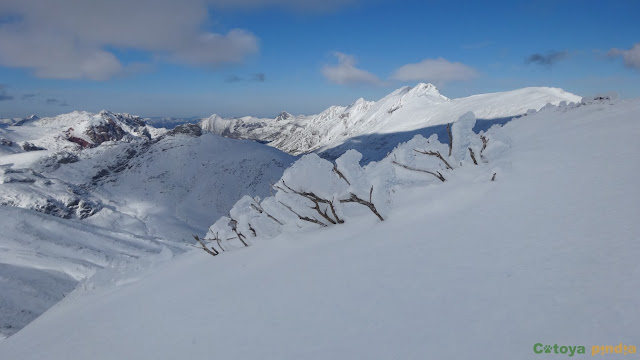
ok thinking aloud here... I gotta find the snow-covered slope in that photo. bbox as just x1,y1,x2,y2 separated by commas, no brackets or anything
0,111,295,238
0,206,178,340
201,84,581,158
0,111,296,337
1,97,636,358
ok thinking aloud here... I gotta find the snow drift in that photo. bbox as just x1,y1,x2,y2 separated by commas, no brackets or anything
1,96,637,359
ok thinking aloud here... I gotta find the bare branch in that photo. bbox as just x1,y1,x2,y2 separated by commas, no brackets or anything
414,149,453,170
214,232,225,252
447,123,453,157
480,135,489,162
248,223,257,237
468,147,478,165
251,202,284,225
278,200,327,227
281,181,344,224
193,235,218,256
332,163,351,185
339,187,384,221
310,202,337,225
229,218,249,247
391,160,446,182
272,183,289,193
491,172,497,181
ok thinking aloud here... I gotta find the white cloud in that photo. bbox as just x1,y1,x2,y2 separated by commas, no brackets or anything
322,52,380,85
210,0,358,11
391,58,478,85
0,0,260,80
608,43,640,70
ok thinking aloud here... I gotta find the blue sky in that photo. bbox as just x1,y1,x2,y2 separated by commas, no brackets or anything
0,0,638,118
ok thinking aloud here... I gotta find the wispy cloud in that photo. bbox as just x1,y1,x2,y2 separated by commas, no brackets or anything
225,75,244,83
224,73,266,83
0,84,13,101
21,93,38,100
608,43,640,70
391,58,478,85
524,50,568,67
44,97,68,106
322,52,380,85
251,73,266,82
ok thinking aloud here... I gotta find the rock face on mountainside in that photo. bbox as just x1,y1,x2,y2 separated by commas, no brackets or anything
199,83,581,157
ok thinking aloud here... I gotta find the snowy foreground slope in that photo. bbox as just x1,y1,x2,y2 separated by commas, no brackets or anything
0,206,179,341
1,99,638,358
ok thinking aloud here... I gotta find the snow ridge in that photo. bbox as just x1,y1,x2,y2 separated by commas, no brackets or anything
200,83,580,156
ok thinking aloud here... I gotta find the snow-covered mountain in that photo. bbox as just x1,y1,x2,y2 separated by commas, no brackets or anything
200,83,581,158
0,110,294,237
0,109,295,338
1,95,636,359
0,84,588,341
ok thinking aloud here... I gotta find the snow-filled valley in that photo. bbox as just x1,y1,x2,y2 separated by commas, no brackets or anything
0,84,638,359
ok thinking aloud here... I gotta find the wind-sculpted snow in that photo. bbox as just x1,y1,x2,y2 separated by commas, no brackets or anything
203,109,503,251
203,98,597,253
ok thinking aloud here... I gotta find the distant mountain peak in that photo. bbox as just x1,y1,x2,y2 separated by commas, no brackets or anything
405,83,449,101
275,111,293,121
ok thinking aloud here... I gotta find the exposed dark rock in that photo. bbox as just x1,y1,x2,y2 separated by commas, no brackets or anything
66,198,101,219
55,152,80,164
84,118,128,144
65,130,94,149
275,111,293,121
34,199,72,219
167,124,202,137
22,142,46,152
92,169,110,183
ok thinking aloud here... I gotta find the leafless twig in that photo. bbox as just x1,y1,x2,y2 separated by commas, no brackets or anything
193,235,218,256
447,123,453,157
414,149,453,170
339,186,384,221
251,202,284,225
230,218,249,247
468,147,478,165
280,181,344,224
332,163,351,185
391,160,446,182
278,200,327,227
480,135,489,162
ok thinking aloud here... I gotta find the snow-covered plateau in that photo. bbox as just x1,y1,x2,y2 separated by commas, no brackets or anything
0,85,638,359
